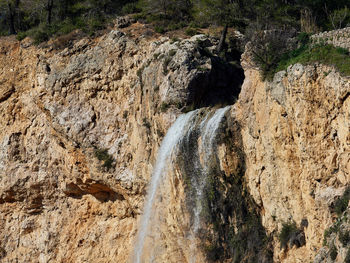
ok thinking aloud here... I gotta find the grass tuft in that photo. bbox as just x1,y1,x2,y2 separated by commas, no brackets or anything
275,44,350,77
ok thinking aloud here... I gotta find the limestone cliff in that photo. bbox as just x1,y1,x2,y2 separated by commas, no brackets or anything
0,21,349,263
237,51,350,262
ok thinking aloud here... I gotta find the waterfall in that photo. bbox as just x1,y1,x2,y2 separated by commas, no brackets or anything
133,106,230,263
133,110,198,263
190,106,230,260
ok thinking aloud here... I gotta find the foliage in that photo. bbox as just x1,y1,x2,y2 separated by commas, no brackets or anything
122,2,141,14
162,55,172,74
327,6,350,30
329,244,338,260
0,0,350,46
0,0,135,42
334,187,350,216
30,25,50,44
250,29,296,80
278,221,298,249
16,31,27,41
94,148,114,170
184,27,197,36
154,25,166,33
160,102,170,112
261,40,350,80
323,217,342,246
297,32,311,46
345,249,350,263
339,230,350,246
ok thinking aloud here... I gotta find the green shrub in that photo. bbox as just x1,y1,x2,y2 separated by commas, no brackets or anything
31,28,50,44
58,19,76,35
16,31,27,41
339,230,350,246
297,32,311,46
94,148,114,170
133,12,147,21
345,249,350,263
74,17,87,30
175,101,183,109
204,243,222,261
334,187,350,216
163,56,172,74
250,30,295,80
122,2,141,14
330,245,338,260
323,228,331,246
185,27,197,36
279,221,298,249
170,37,180,43
196,65,207,71
167,23,179,31
335,47,349,55
155,25,166,34
255,30,350,80
276,44,350,78
323,219,343,246
146,14,165,23
169,49,177,57
160,102,170,112
88,18,104,31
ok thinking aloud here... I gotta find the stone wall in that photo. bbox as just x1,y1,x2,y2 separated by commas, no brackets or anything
311,27,350,51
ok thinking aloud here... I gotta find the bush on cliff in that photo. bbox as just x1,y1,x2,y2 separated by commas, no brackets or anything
94,148,115,170
250,29,297,80
334,187,350,216
254,31,350,80
278,221,303,250
277,44,350,75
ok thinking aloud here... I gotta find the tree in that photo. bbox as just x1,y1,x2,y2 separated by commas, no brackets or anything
0,0,21,34
249,28,297,80
195,0,247,52
46,0,53,25
141,0,191,20
326,6,349,29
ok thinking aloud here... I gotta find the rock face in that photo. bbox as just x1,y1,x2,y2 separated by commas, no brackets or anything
238,52,350,262
0,22,349,263
0,27,242,263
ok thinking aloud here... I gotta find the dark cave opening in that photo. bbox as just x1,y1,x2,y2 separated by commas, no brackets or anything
186,48,245,109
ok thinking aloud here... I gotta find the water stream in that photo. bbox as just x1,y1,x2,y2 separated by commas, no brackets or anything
189,106,230,262
133,110,198,263
133,106,230,263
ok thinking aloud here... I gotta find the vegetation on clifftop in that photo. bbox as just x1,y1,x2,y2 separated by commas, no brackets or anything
0,0,350,43
251,31,350,80
277,44,350,77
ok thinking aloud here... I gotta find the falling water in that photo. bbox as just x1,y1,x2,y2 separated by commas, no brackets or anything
133,110,198,263
189,106,231,262
133,106,230,263
194,107,230,229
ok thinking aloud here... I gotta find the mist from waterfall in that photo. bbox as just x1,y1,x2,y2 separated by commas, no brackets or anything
133,106,230,263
